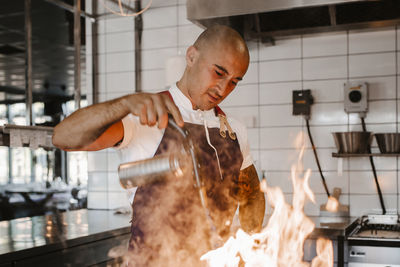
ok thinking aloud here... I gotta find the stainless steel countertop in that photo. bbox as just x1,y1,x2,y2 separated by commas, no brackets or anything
0,209,131,258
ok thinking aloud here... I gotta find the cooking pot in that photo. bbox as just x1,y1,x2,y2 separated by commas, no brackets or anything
374,133,400,153
332,131,372,154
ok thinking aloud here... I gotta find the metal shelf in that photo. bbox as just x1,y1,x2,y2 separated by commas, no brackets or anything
332,153,400,158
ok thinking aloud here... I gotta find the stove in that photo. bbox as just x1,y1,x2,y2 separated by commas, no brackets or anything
345,214,400,267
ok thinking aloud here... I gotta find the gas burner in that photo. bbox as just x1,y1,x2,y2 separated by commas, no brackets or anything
346,214,400,242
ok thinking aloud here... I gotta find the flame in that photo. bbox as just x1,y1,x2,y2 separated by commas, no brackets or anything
201,132,334,267
325,196,339,212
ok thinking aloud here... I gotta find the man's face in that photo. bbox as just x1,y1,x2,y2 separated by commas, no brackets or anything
186,44,249,111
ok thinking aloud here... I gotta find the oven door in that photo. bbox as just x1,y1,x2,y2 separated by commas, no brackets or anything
348,245,400,267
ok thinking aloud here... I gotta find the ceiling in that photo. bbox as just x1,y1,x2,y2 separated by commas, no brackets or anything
0,0,86,106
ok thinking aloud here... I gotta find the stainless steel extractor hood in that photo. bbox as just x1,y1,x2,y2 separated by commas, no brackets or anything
187,0,400,43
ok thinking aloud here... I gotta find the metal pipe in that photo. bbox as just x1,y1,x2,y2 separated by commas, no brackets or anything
24,0,33,126
74,0,81,110
44,0,96,21
91,0,99,104
134,0,142,92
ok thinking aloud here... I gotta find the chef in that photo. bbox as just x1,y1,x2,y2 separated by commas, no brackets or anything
53,25,265,266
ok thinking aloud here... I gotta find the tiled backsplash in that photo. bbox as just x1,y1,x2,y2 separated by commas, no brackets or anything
85,0,400,217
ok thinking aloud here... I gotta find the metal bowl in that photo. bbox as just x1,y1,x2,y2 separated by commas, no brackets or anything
374,133,400,153
332,132,372,154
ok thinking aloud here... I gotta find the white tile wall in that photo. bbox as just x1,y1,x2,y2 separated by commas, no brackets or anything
303,56,347,80
349,28,396,54
349,52,396,77
87,1,400,216
303,32,347,57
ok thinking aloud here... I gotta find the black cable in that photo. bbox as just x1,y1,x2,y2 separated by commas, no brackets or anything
306,119,330,198
361,118,386,215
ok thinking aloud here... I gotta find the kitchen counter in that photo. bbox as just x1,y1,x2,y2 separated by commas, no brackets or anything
0,209,131,266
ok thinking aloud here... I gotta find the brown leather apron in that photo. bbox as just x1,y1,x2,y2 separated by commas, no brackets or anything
127,96,243,267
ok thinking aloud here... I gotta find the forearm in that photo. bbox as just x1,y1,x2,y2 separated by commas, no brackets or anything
239,190,265,233
236,165,266,233
53,95,130,150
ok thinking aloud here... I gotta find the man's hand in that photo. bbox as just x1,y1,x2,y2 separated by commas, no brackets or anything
235,165,265,233
122,93,184,128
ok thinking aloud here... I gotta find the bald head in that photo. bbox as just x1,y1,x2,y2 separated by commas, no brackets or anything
193,25,249,61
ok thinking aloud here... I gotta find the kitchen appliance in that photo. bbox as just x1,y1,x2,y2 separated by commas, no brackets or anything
375,133,400,154
346,214,400,267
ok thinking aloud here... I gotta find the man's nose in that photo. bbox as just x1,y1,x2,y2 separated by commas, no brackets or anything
216,79,230,96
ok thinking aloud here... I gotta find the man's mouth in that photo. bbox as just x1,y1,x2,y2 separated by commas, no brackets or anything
207,93,219,103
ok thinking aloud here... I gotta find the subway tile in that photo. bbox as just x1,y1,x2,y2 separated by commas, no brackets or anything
349,194,397,217
259,37,301,60
303,31,347,57
88,172,108,192
305,124,348,149
302,148,344,172
142,69,165,91
88,151,108,172
108,191,130,209
247,41,259,62
349,52,396,77
349,76,396,100
349,28,396,53
349,171,397,194
178,24,203,47
259,82,301,105
98,73,107,93
87,191,108,209
151,0,177,8
260,127,303,149
220,84,259,107
143,6,177,29
250,150,260,171
178,5,191,26
348,156,396,171
106,72,135,93
105,32,135,53
242,62,258,84
105,52,135,72
142,48,177,70
308,171,349,195
263,171,293,193
97,53,106,74
303,79,346,103
309,103,348,125
105,17,134,33
260,149,299,172
247,128,259,150
142,27,177,49
303,56,347,80
97,34,106,54
223,106,259,128
107,171,125,192
260,59,301,83
398,28,400,50
107,151,121,171
398,53,400,75
364,100,397,124
260,105,302,127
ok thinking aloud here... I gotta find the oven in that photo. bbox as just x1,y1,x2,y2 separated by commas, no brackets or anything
346,214,400,267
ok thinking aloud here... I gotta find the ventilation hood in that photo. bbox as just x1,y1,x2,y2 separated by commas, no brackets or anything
187,0,400,43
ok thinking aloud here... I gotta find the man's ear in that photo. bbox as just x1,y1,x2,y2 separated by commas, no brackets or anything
186,46,198,67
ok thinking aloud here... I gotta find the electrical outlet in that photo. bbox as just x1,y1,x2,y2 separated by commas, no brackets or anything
344,82,368,115
292,89,313,116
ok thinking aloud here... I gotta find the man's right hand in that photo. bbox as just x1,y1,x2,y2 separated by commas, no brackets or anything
122,93,184,129
52,92,184,151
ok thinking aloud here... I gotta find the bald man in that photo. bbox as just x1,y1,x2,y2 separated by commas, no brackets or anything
53,25,265,266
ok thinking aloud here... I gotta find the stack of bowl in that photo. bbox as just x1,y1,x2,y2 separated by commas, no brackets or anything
332,132,372,154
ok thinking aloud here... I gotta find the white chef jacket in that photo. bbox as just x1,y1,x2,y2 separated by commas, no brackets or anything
116,84,253,202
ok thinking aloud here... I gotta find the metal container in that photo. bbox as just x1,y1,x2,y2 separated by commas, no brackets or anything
332,131,372,154
118,151,190,189
375,133,400,153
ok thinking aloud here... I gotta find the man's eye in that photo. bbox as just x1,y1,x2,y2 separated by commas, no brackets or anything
215,70,223,76
231,81,237,85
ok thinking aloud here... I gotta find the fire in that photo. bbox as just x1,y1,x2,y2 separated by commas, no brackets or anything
201,133,334,267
